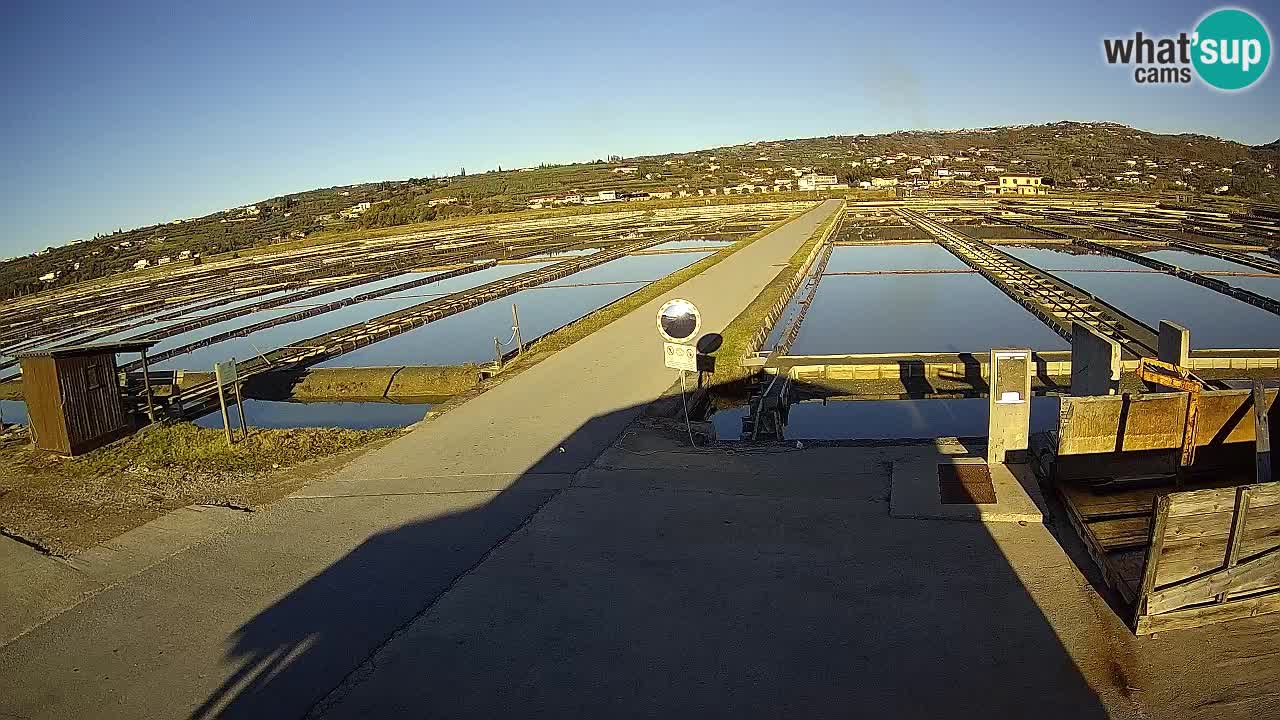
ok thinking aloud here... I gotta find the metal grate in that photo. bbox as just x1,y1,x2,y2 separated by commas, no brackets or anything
939,463,997,504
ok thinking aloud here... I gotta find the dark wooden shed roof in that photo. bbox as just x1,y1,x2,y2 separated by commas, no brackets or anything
15,340,159,359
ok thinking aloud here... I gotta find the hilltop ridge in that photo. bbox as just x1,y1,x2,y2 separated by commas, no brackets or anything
4,121,1279,298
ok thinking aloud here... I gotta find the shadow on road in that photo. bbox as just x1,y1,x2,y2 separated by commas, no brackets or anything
193,386,1112,719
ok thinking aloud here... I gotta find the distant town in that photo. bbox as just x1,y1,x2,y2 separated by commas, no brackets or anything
4,121,1277,297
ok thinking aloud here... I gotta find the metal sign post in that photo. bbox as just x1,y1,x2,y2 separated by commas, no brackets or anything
213,359,243,446
233,378,248,439
512,304,524,356
657,299,703,445
988,348,1032,465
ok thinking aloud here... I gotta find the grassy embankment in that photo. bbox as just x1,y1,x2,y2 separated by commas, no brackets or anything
75,423,397,474
710,209,840,383
0,423,398,554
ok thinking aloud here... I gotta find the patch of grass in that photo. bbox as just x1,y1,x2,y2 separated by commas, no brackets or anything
711,209,841,383
70,422,399,475
505,208,815,361
0,422,399,554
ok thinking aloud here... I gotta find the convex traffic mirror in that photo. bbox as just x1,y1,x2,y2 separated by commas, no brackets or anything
657,299,700,343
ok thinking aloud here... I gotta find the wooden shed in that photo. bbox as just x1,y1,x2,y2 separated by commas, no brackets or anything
16,341,158,456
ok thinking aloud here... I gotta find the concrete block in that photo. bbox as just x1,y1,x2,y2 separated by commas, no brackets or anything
1071,322,1121,397
989,348,1032,465
1159,320,1191,368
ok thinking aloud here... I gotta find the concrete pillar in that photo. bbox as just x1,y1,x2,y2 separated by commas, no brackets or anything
1071,322,1121,396
988,348,1032,465
1159,320,1191,368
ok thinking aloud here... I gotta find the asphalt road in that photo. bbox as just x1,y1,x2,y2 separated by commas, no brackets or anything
0,200,840,720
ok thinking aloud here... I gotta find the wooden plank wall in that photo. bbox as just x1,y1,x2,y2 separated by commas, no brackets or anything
1134,482,1280,633
54,353,129,454
1055,389,1278,482
20,355,69,453
1059,389,1278,455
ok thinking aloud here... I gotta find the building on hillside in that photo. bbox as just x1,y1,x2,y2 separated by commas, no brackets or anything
798,173,840,191
339,201,374,219
870,177,899,188
611,167,638,174
997,175,1048,195
584,190,620,204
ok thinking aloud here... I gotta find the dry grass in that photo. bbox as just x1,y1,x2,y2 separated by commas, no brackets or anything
710,211,839,382
73,423,398,474
221,193,833,260
0,423,397,555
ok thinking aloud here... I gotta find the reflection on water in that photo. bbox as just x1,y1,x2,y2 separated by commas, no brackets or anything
0,399,28,426
1144,249,1255,273
712,396,1060,441
97,287,307,344
195,399,429,430
1056,271,1280,348
1142,250,1280,299
1004,246,1280,347
1002,247,1134,271
788,275,1068,355
158,251,709,371
825,244,967,273
318,252,710,367
646,239,733,251
152,263,552,371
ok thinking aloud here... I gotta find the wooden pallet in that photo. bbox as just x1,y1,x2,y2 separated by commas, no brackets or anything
1057,477,1280,633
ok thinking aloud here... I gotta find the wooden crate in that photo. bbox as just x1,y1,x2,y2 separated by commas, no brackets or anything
1057,477,1280,633
1131,483,1280,633
1045,388,1278,634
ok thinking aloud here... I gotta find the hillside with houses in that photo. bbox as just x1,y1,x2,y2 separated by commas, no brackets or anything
4,121,1278,299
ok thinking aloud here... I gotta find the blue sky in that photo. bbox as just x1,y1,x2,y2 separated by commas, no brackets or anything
2,0,1276,257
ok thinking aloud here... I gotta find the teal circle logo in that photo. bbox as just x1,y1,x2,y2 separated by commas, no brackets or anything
1193,8,1271,90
